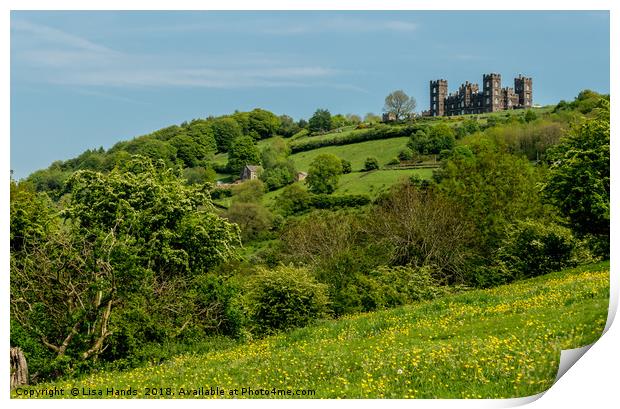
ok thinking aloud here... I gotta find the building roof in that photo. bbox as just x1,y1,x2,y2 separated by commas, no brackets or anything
244,165,261,172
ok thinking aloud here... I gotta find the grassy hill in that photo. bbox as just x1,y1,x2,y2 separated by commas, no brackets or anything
17,261,609,399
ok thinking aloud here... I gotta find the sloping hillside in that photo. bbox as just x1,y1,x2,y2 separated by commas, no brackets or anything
17,262,608,399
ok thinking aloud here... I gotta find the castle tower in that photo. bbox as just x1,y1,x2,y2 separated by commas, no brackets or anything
514,75,533,108
430,79,447,117
483,73,503,112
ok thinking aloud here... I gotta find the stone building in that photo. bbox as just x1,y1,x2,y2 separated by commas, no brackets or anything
430,74,532,117
240,165,261,181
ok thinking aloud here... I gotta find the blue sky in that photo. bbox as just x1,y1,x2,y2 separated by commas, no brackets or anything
10,11,610,179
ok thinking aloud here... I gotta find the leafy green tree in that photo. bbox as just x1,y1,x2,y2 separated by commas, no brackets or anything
543,110,610,239
247,108,281,140
435,142,546,254
341,159,352,174
11,157,240,376
275,183,311,216
210,117,243,152
308,109,332,134
363,157,380,171
183,166,217,185
169,133,211,168
227,136,261,175
119,137,178,166
306,154,343,194
259,138,296,191
345,114,362,125
331,114,348,129
278,114,301,137
383,90,416,121
408,124,455,154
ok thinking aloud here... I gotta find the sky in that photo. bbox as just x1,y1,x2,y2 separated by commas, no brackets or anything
10,10,610,179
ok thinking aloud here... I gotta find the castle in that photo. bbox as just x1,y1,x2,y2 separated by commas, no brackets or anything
429,73,532,117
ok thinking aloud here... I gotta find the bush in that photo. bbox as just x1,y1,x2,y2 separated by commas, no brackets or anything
244,266,329,334
358,265,449,310
341,159,352,174
363,157,380,171
398,149,414,161
497,220,577,279
387,157,400,166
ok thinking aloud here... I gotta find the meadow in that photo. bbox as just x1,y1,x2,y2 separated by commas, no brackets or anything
14,262,609,399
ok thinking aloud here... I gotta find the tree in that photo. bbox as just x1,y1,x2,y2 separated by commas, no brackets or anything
11,157,240,376
247,108,281,140
227,136,261,175
524,109,538,123
543,109,609,239
363,157,380,171
341,159,352,174
308,109,332,134
306,153,343,194
383,90,417,121
210,117,243,152
435,142,546,254
278,115,301,137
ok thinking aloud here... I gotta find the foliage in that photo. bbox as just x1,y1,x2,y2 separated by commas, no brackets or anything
308,109,332,134
247,108,281,140
369,183,473,283
408,124,455,155
10,157,240,379
398,148,414,161
306,153,344,194
524,109,537,123
210,117,243,153
18,263,609,398
183,166,217,185
543,109,610,240
226,136,261,175
497,220,577,280
275,183,312,216
259,137,296,191
435,142,546,255
383,90,417,121
341,159,352,174
244,266,329,334
291,123,420,153
363,157,380,171
278,114,301,137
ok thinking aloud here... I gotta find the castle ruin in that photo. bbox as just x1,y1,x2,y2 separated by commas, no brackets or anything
429,73,532,116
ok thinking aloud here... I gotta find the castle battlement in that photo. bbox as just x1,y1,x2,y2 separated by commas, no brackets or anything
430,73,532,117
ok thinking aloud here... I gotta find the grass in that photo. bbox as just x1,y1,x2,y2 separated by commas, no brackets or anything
16,262,609,399
335,169,434,196
289,137,410,172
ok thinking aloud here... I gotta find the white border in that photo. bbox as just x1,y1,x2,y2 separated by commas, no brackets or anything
2,1,617,408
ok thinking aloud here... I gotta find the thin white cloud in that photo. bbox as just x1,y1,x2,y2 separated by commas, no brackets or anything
12,19,367,91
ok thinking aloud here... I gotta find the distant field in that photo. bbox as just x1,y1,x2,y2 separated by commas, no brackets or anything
20,262,608,399
290,137,410,172
335,169,434,196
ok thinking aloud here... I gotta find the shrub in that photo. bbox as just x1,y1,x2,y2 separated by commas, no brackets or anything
244,266,329,334
341,159,352,174
398,149,414,161
358,265,449,310
363,157,380,171
497,220,577,279
387,157,400,166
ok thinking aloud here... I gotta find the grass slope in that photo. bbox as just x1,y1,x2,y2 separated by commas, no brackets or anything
335,169,434,196
18,262,609,399
290,137,410,172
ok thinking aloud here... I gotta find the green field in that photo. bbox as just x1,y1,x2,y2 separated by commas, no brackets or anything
16,262,608,399
289,137,410,172
335,169,434,196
